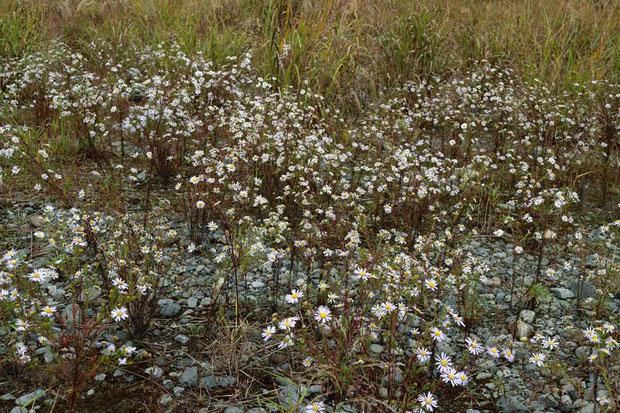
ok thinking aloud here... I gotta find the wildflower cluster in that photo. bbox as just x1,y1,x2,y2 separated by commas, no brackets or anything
0,204,181,409
0,43,618,411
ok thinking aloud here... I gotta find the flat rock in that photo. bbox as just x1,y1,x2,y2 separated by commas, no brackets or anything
269,352,287,366
278,384,301,409
160,302,182,317
200,375,237,389
476,372,493,380
179,366,198,387
369,344,384,354
519,309,535,324
15,389,46,406
483,277,502,287
61,304,82,326
159,394,173,405
510,320,532,340
29,215,45,227
436,341,454,355
568,281,597,299
579,403,595,413
336,405,358,413
187,297,198,308
551,287,575,300
497,395,528,413
145,366,163,378
79,287,102,302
